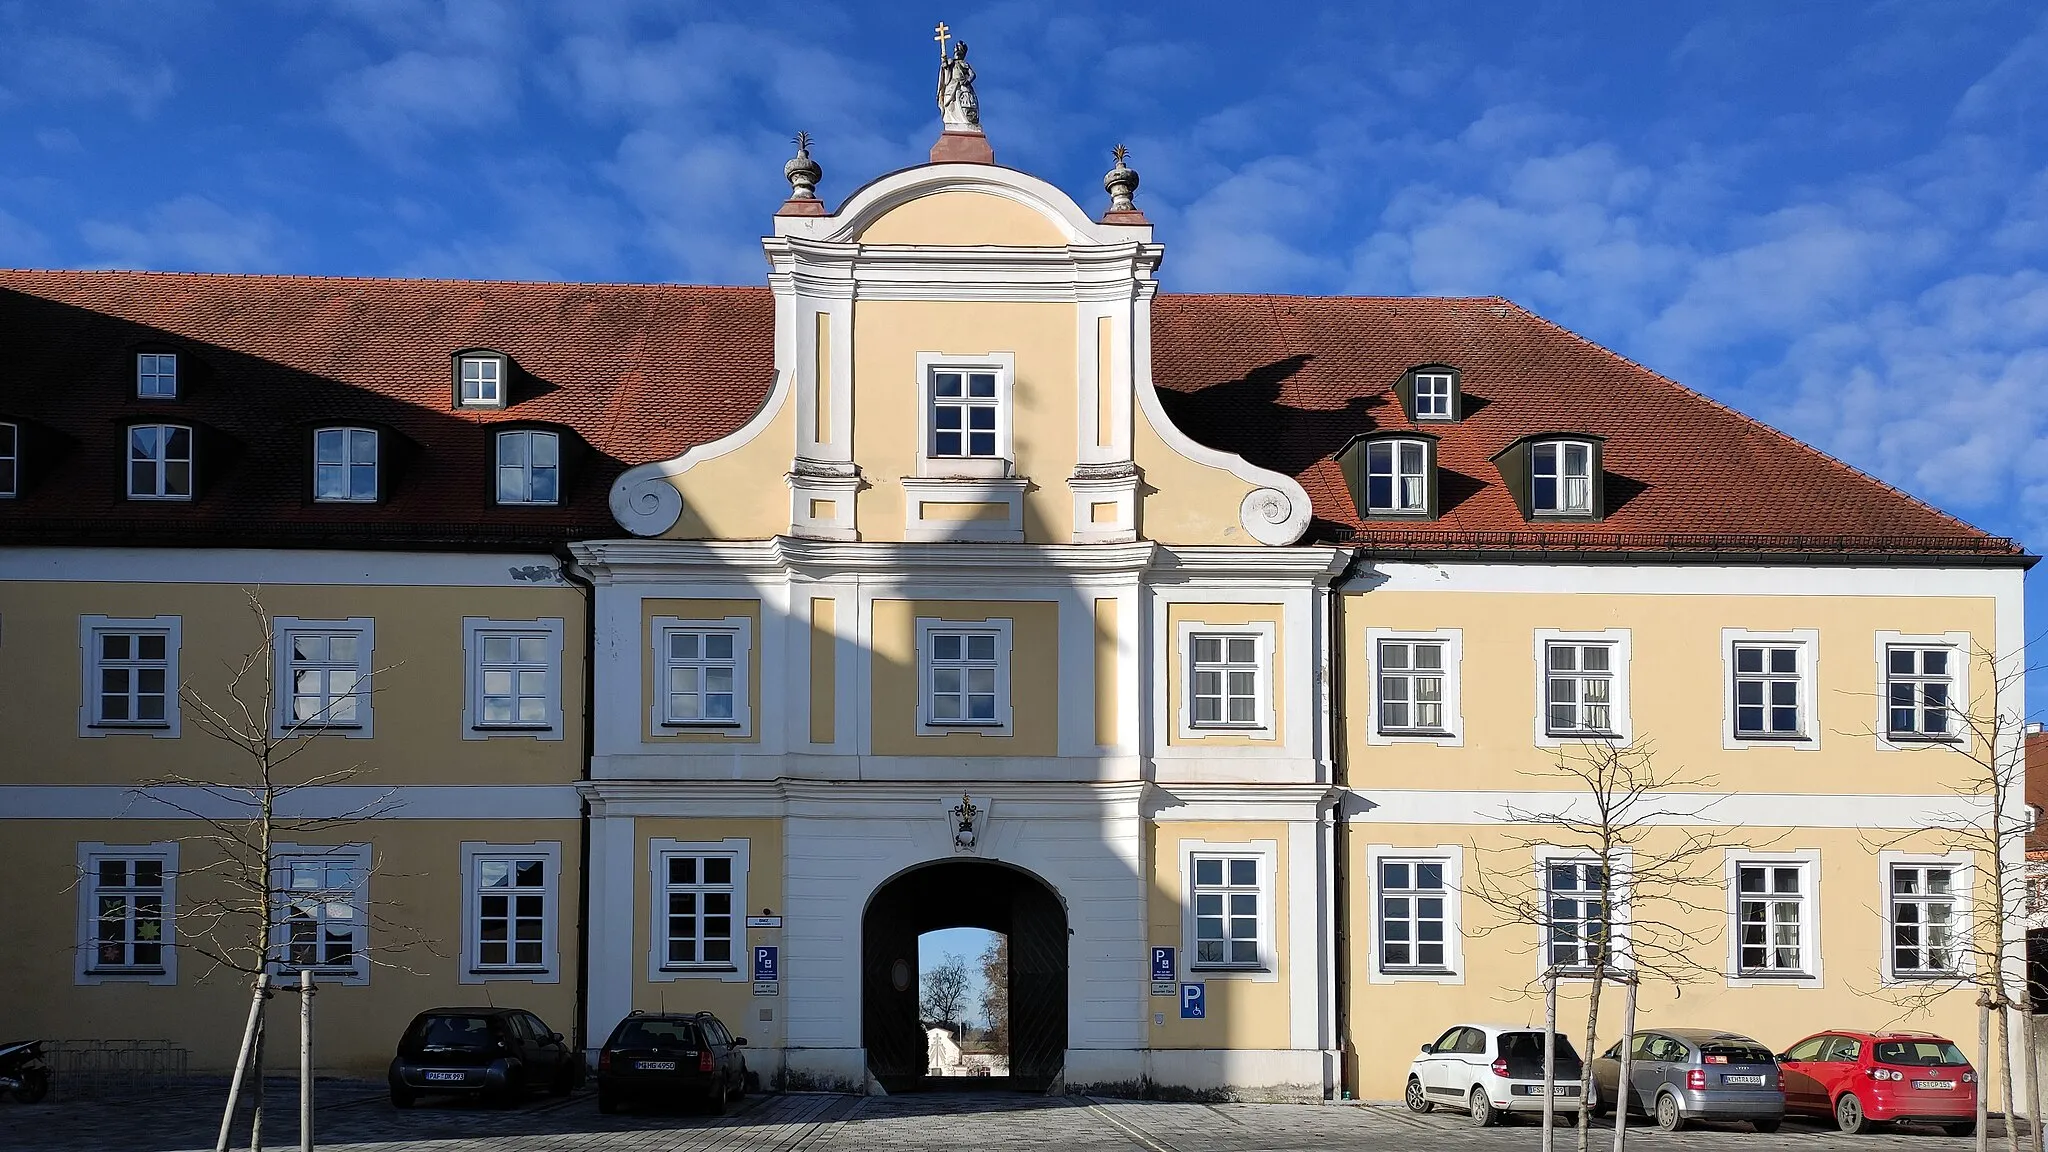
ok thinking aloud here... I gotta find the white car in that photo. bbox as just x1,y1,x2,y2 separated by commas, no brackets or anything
1406,1023,1585,1126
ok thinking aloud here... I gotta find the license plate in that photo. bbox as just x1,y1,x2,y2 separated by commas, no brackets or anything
424,1071,465,1082
1915,1080,1956,1090
636,1060,676,1071
1724,1074,1765,1085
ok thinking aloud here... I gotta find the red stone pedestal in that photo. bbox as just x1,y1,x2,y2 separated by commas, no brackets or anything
930,130,995,165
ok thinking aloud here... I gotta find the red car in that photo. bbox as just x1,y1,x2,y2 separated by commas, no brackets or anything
1777,1030,1977,1135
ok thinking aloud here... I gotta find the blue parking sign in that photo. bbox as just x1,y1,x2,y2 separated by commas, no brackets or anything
1179,982,1205,1019
753,946,778,982
1151,947,1176,981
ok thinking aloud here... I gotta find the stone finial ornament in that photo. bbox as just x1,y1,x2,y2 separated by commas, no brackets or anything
778,131,827,216
1101,143,1147,224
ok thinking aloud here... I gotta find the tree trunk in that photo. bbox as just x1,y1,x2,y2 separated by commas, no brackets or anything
1985,993,1995,1152
1542,970,1557,1152
250,1008,267,1152
299,971,314,1152
215,975,269,1152
2002,993,2020,1152
1577,971,1604,1152
1612,977,1637,1152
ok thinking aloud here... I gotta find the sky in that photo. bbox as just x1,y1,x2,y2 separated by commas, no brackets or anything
3,1,2047,709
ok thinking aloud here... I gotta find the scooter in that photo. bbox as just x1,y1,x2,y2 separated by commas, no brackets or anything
0,1040,51,1103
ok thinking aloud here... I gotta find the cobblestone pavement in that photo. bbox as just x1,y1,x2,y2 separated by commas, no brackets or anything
0,1082,2017,1151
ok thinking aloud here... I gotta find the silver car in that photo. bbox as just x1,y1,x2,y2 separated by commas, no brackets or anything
1591,1028,1784,1132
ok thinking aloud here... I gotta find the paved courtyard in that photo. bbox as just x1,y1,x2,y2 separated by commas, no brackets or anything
0,1081,2012,1150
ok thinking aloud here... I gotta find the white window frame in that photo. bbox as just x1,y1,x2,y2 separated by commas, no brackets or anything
313,426,379,503
1362,438,1430,514
1533,846,1632,979
0,419,18,498
1722,849,1823,988
915,616,1014,735
1175,619,1277,740
76,841,178,986
650,615,752,735
1880,850,1974,984
1875,631,1971,750
459,355,503,407
136,352,178,398
1721,628,1820,750
1180,838,1278,981
915,351,1015,479
1534,629,1632,747
1365,845,1464,984
1532,439,1595,515
271,617,375,738
459,841,561,984
270,843,371,986
494,429,561,506
126,422,194,500
647,837,751,983
1413,372,1454,421
462,617,565,740
1365,628,1463,747
79,615,182,738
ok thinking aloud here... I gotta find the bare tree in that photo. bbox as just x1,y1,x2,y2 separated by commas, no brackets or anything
979,935,1009,1051
920,953,971,1027
1465,738,1741,1151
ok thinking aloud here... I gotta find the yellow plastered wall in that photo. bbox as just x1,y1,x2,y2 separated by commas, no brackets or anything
1149,821,1293,1051
1164,603,1284,747
1340,590,1998,794
641,598,762,744
0,818,581,1077
1132,401,1269,546
0,581,585,787
1342,823,1992,1100
869,599,1059,757
663,388,797,540
628,818,787,1048
856,190,1068,247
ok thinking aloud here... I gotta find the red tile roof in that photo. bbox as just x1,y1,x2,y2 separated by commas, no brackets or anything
0,271,2023,559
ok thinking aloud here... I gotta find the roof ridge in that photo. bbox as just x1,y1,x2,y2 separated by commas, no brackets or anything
0,267,771,293
1159,291,1510,305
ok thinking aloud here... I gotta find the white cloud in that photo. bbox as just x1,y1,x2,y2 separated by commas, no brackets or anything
80,196,295,272
325,50,517,152
3,33,175,116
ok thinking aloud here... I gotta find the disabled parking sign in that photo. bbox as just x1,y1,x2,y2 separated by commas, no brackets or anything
1179,982,1205,1019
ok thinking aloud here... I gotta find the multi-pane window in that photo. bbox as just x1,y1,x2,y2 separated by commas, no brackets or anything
930,369,999,459
660,855,736,969
662,629,739,725
276,853,364,975
1532,440,1593,514
1364,439,1428,514
928,630,1000,724
282,631,362,728
473,856,547,970
495,430,559,505
90,857,167,971
0,421,17,497
313,427,378,503
137,352,178,398
1413,373,1453,420
1545,861,1611,970
1733,643,1803,737
459,356,502,406
1546,642,1615,734
1735,863,1807,975
1189,632,1261,727
1379,859,1449,972
127,423,193,499
93,630,171,727
1887,647,1954,738
1192,855,1262,968
477,632,551,727
1378,640,1446,733
1891,864,1959,976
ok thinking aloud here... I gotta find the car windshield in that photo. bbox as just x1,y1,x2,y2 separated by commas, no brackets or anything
612,1019,703,1048
1499,1032,1581,1063
1700,1043,1774,1065
1876,1040,1969,1066
407,1015,496,1049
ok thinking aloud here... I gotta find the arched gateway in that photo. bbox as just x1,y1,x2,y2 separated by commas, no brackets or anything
862,860,1068,1092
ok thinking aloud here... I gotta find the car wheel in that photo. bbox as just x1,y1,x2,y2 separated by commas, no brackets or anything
11,1068,50,1105
494,1070,524,1109
1753,1119,1781,1133
1467,1086,1500,1127
1835,1092,1871,1134
1655,1092,1686,1132
548,1063,574,1097
1943,1121,1977,1138
705,1078,729,1117
1404,1076,1434,1113
389,1086,416,1109
597,1087,618,1115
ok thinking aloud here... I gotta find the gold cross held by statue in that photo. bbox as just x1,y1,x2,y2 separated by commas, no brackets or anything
934,21,952,58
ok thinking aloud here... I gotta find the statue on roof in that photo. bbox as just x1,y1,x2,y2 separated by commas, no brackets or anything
934,23,980,131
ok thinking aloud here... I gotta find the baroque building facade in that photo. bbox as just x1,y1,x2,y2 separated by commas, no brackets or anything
0,108,2030,1103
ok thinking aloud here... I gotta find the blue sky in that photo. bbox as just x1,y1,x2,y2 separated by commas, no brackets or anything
4,1,2047,708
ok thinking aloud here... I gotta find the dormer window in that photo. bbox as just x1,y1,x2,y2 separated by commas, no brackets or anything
1339,432,1439,520
0,421,16,498
1396,365,1461,423
1533,440,1594,516
128,424,193,500
496,430,559,505
455,352,509,409
137,353,178,399
314,427,379,503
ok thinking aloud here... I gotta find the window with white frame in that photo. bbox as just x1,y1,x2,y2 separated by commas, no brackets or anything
657,623,747,729
1364,439,1430,514
1378,638,1447,733
1544,860,1614,971
1192,855,1264,969
1188,631,1264,728
930,368,1000,460
273,618,374,736
82,616,180,733
313,427,378,503
1732,640,1806,739
273,846,369,984
462,843,559,980
1379,858,1451,973
1887,646,1956,739
137,352,178,398
917,617,1012,732
1413,372,1454,420
495,430,559,505
459,355,503,406
463,618,564,738
1734,861,1810,976
1546,640,1616,735
659,853,737,970
1890,862,1961,977
87,853,169,973
1532,440,1593,515
127,423,193,499
0,420,17,497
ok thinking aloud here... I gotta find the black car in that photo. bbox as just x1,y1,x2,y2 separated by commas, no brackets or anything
388,1007,580,1108
596,1011,748,1115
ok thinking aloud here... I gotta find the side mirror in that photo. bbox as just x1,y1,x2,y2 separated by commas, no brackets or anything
547,1032,563,1044
1775,1054,1791,1063
1419,1043,1434,1055
733,1037,748,1048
